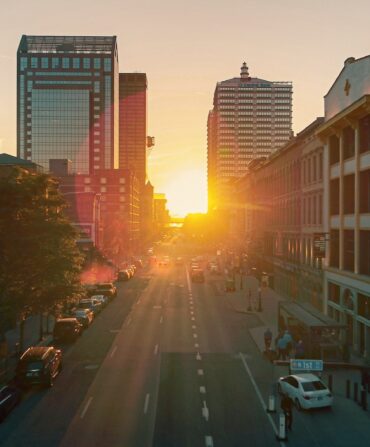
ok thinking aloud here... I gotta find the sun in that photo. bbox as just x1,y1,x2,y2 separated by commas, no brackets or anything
165,169,207,217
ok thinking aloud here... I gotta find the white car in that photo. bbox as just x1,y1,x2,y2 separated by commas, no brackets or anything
278,373,333,410
90,294,109,307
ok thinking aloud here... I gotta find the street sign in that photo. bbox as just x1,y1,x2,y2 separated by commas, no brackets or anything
290,359,323,372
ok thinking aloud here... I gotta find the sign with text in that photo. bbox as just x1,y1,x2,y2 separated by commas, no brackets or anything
290,359,323,372
313,233,326,259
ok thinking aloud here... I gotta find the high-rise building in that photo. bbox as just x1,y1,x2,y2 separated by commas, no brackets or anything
119,73,147,186
17,35,119,174
207,62,293,210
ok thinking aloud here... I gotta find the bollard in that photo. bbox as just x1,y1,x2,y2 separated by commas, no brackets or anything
328,374,333,392
361,388,367,411
354,382,358,403
267,395,276,413
346,380,350,399
276,412,287,441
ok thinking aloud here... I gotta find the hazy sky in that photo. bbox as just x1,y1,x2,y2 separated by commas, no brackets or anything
0,0,369,215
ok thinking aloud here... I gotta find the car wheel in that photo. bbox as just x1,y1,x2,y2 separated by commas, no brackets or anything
295,398,302,411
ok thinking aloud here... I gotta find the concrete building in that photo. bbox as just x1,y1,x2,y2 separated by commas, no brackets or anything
317,56,370,360
17,35,119,174
57,169,139,261
153,193,170,236
207,62,292,210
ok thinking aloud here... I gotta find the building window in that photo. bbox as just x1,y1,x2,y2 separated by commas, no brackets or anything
84,178,91,184
318,152,323,180
359,231,370,275
119,186,125,192
62,58,70,69
312,155,317,182
119,178,125,184
100,186,106,192
328,282,340,304
104,58,111,72
100,178,107,184
358,293,370,319
41,57,48,69
343,174,355,214
84,186,91,192
83,58,90,69
359,114,370,154
343,230,354,272
330,230,339,268
94,81,100,93
72,58,80,69
94,58,101,69
20,57,27,71
31,57,38,68
52,57,59,68
343,126,355,160
313,196,317,224
330,178,339,215
318,195,322,225
329,135,340,165
360,169,370,213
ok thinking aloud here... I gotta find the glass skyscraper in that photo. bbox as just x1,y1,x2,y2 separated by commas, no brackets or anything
17,35,119,174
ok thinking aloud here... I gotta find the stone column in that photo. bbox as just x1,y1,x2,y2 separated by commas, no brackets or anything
339,131,344,270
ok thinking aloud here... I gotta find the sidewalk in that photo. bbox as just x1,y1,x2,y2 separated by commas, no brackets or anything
0,314,54,386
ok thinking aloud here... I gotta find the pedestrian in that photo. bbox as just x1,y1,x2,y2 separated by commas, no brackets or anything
277,337,288,360
264,328,273,351
281,394,293,430
283,330,293,357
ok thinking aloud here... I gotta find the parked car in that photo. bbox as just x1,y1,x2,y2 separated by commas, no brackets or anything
277,373,333,410
78,298,102,316
225,278,236,292
117,270,130,281
191,269,205,283
53,318,83,342
16,346,62,388
90,294,109,307
0,386,21,422
73,309,94,328
93,283,117,298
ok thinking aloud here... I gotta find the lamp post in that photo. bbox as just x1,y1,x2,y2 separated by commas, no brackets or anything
247,289,252,312
257,286,262,312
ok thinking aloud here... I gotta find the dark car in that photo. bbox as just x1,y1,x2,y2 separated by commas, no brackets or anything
0,386,21,422
78,298,102,316
117,270,130,281
16,346,62,388
53,318,83,342
191,269,205,283
73,309,94,328
93,283,117,298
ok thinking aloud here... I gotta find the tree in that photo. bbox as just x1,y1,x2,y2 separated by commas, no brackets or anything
0,167,83,341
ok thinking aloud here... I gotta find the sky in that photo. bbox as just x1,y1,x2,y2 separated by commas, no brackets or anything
0,0,369,216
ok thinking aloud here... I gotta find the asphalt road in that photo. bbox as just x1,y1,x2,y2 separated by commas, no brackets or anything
1,241,370,446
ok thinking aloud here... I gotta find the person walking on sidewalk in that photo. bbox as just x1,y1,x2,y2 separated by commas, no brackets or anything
281,394,293,430
264,328,273,350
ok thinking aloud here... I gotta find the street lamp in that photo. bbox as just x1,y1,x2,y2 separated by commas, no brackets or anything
257,286,262,312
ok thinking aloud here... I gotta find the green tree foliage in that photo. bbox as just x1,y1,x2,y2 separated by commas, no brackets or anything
0,167,83,333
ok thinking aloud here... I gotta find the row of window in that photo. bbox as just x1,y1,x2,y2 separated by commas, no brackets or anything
330,170,370,215
330,229,370,275
20,56,112,71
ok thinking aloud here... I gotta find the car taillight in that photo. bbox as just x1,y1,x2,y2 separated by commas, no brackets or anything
303,395,311,400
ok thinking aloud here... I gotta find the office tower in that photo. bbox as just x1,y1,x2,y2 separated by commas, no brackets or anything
119,73,147,186
17,35,119,174
207,62,293,210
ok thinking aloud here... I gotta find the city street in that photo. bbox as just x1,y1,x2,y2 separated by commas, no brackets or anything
0,242,370,447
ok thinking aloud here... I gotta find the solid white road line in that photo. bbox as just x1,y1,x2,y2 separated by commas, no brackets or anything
196,352,202,360
239,353,286,447
198,369,204,376
144,393,150,414
80,397,93,419
200,386,206,394
154,344,159,355
205,435,214,447
110,346,117,358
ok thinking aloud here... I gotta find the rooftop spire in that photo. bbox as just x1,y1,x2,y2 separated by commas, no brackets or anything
240,62,250,79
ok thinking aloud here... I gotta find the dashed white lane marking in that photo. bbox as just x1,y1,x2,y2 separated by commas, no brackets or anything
191,317,195,321
154,344,159,355
200,386,206,394
110,346,117,358
144,393,150,414
198,369,204,376
190,311,194,315
193,333,198,339
205,435,214,447
80,397,93,419
202,401,209,421
195,343,200,348
192,325,197,329
239,353,286,447
160,316,163,324
196,352,202,360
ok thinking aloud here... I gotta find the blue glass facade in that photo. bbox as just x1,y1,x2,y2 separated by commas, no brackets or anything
17,35,119,174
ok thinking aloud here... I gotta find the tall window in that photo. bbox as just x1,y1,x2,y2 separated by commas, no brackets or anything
72,58,80,69
330,178,339,215
359,114,370,154
359,231,370,275
62,58,70,69
329,135,340,165
330,230,339,268
41,57,48,69
83,58,90,69
343,230,355,272
343,126,355,160
318,152,323,180
94,58,101,69
104,58,111,72
343,174,355,214
360,169,370,213
31,57,38,68
52,57,59,68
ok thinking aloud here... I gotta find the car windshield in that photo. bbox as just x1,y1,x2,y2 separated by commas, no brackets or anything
26,361,43,370
301,381,327,392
